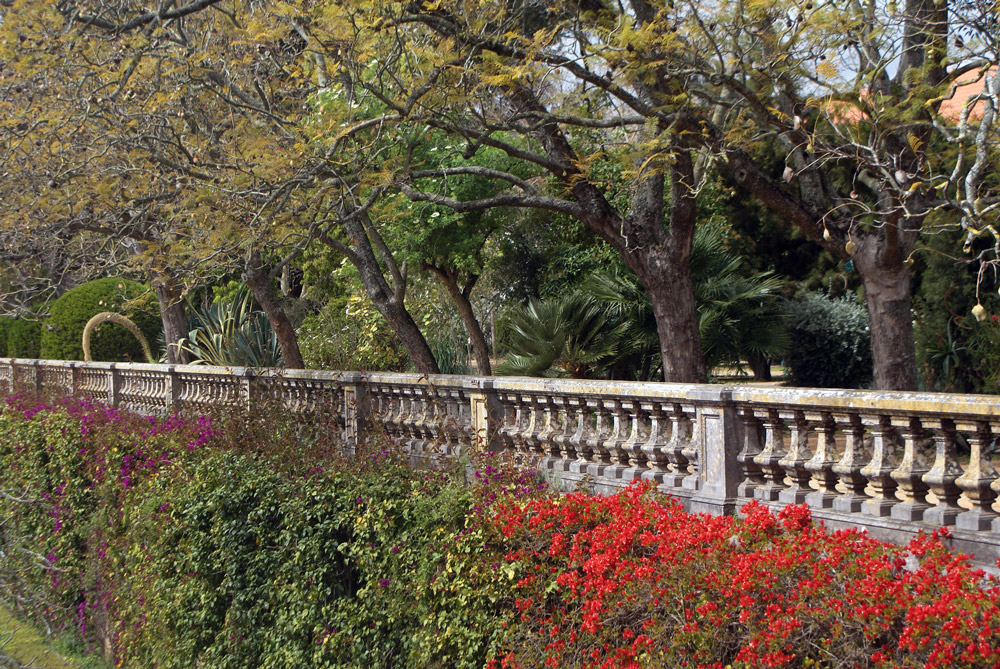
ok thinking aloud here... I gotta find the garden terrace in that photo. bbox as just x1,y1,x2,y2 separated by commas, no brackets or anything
5,357,1000,563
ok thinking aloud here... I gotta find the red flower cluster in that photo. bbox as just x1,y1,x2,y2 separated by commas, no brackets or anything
489,482,1000,668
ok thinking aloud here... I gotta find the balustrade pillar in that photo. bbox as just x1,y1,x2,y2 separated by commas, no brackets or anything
689,396,743,516
804,412,839,509
109,365,122,407
343,375,370,452
922,419,963,527
860,415,899,517
889,416,933,522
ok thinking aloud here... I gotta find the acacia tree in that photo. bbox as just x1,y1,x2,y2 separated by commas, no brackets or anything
0,0,315,366
300,0,1000,388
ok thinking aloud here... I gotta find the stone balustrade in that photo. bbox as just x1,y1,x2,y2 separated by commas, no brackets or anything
4,358,1000,561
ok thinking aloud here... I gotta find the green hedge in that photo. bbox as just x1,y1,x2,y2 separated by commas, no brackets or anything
784,293,873,388
0,317,11,357
0,399,522,668
7,318,42,358
39,278,161,362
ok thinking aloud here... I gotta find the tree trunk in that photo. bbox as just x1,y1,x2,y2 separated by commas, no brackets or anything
150,273,190,364
243,252,305,369
374,299,441,374
426,265,491,376
854,246,918,391
643,266,708,384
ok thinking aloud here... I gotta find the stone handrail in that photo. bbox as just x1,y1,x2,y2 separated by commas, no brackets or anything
4,358,1000,562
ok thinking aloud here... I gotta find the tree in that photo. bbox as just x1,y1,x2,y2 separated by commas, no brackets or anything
289,0,710,382
653,0,1000,389
0,0,308,366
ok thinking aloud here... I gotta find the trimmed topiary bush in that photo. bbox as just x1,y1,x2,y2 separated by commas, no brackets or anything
39,278,161,362
784,293,873,388
7,318,41,358
0,317,12,357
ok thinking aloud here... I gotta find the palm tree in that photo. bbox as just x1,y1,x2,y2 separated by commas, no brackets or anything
496,227,789,380
496,293,628,378
690,227,790,378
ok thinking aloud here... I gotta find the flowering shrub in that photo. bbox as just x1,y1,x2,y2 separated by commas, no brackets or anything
2,396,1000,668
490,482,1000,668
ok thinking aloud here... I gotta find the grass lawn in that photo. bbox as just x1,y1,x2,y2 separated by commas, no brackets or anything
0,606,101,669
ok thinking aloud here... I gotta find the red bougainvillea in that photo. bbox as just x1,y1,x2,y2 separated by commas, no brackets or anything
489,482,1000,668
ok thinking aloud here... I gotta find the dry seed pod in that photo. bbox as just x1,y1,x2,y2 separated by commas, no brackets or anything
845,239,857,255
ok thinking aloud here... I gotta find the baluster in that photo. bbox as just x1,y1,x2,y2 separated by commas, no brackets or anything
620,401,648,482
922,418,963,527
737,407,765,499
778,410,813,504
889,416,933,522
550,397,575,472
567,401,592,475
831,413,870,513
586,402,613,479
640,401,671,485
662,403,691,489
413,391,433,456
496,393,520,450
509,393,531,454
804,412,839,509
954,421,998,531
752,409,787,501
602,400,630,480
860,415,900,517
680,404,700,492
537,397,560,470
394,388,413,444
522,395,545,457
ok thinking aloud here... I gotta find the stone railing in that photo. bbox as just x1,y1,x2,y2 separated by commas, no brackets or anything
4,358,1000,562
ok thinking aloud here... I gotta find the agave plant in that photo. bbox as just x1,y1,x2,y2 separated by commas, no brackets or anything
177,287,283,367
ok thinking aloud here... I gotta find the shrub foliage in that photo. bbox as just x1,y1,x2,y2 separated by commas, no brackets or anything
7,318,42,358
38,278,161,362
784,293,873,388
1,397,999,668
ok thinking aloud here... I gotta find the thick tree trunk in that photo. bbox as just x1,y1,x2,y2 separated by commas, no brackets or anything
243,252,305,369
426,265,491,375
854,248,918,391
374,299,441,374
642,266,708,384
150,273,190,364
330,214,441,375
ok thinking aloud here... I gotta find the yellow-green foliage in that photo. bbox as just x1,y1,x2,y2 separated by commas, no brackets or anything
39,278,161,362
